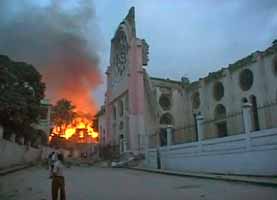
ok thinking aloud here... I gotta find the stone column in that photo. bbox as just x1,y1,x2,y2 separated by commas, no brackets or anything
119,135,124,154
242,103,252,134
123,137,128,152
144,131,149,165
166,125,173,146
144,132,149,150
196,114,204,141
0,125,3,139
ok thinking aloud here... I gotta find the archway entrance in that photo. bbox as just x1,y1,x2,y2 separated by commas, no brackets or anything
250,95,260,131
214,104,228,137
159,113,174,146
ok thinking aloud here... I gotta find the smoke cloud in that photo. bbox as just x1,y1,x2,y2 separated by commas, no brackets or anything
0,0,103,114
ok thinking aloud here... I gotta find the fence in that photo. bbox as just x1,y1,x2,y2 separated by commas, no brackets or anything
150,101,277,147
144,102,277,175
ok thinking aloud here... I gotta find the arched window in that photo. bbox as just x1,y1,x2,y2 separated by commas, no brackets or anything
160,113,174,125
214,104,227,120
118,100,124,117
113,106,117,120
159,113,174,146
119,121,124,130
213,81,224,101
239,69,254,91
241,97,248,103
250,95,260,131
214,104,228,137
159,94,171,111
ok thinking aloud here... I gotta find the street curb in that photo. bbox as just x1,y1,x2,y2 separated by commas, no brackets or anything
128,167,277,187
0,164,35,176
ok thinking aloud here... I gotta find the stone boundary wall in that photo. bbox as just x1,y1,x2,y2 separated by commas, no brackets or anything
0,139,42,169
145,128,277,176
0,139,55,169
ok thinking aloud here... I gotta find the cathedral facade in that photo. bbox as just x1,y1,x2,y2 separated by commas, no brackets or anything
97,7,277,156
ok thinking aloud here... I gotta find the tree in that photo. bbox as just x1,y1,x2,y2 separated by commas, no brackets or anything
0,55,45,142
51,98,76,130
50,99,76,147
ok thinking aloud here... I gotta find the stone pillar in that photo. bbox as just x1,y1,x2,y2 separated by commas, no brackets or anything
196,114,204,141
145,132,149,150
242,103,252,134
166,125,173,146
0,125,3,139
144,132,149,165
123,137,128,152
119,137,123,154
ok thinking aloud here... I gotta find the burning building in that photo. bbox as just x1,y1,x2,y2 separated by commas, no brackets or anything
49,116,99,144
49,115,99,158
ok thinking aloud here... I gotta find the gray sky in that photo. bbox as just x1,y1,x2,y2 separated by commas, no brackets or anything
0,0,276,108
93,0,277,105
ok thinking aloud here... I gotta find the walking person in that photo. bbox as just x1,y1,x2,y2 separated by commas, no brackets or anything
51,153,66,200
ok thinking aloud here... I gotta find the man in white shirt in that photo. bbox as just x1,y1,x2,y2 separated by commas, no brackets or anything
51,153,66,200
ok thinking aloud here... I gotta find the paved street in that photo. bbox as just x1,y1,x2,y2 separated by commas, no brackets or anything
0,166,277,200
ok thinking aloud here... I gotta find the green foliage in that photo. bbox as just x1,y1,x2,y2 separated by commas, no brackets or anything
0,55,45,141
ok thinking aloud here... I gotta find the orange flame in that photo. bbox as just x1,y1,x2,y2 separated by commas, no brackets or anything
50,117,99,143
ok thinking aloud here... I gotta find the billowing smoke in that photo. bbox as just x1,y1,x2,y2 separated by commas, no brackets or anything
0,0,103,114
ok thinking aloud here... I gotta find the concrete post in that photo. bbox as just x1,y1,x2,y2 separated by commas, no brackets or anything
196,114,204,141
242,102,253,150
143,131,149,152
166,125,173,146
0,125,3,139
242,103,252,134
144,131,149,165
119,138,123,154
123,137,127,152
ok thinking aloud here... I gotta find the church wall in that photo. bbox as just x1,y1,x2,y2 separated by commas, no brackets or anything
108,93,129,149
259,53,277,129
171,88,195,143
150,80,196,144
98,112,107,146
143,87,158,148
227,52,277,132
180,47,277,141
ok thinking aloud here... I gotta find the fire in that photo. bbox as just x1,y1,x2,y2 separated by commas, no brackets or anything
49,117,99,143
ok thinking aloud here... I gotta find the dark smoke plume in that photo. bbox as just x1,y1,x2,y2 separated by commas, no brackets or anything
0,0,103,114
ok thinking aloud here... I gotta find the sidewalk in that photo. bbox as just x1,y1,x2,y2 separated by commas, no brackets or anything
0,164,34,176
129,167,277,187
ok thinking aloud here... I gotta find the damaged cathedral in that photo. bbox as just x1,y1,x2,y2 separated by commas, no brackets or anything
96,7,277,175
